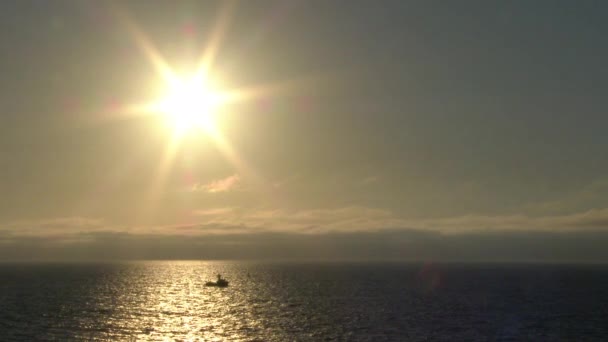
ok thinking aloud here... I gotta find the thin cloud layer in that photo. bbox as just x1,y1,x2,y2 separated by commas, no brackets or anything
189,174,241,193
4,205,608,261
0,217,106,238
5,206,608,242
186,206,608,234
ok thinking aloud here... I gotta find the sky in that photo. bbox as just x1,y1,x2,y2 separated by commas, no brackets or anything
2,0,608,261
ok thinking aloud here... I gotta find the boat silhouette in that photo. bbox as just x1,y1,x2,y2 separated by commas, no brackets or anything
205,274,229,287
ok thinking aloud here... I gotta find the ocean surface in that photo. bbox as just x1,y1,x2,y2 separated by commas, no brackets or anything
1,261,607,341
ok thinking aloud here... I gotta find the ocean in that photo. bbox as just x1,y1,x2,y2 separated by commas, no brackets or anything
1,261,607,341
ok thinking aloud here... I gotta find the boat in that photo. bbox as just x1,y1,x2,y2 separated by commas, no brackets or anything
205,274,229,287
205,279,229,287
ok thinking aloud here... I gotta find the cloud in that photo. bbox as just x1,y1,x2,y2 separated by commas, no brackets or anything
0,217,106,237
414,208,608,234
6,206,608,242
187,206,608,234
188,206,402,233
192,207,235,216
5,205,608,261
190,174,241,193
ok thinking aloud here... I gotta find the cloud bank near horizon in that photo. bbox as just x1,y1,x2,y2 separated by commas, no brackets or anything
3,206,608,261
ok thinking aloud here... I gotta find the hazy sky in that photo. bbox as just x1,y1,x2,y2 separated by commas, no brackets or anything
2,0,608,261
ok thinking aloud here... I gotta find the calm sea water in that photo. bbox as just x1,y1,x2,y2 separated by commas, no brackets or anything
1,261,607,341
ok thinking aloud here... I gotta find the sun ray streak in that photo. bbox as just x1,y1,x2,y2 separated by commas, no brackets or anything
205,128,260,186
196,0,237,78
106,0,326,223
139,130,184,223
111,5,176,84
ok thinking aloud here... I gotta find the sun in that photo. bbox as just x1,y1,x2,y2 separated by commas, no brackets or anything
156,74,223,135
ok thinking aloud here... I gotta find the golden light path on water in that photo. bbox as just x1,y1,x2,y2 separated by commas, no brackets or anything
87,6,320,338
91,261,291,341
86,5,333,338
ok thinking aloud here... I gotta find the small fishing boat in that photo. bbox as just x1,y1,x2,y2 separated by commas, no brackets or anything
205,274,229,287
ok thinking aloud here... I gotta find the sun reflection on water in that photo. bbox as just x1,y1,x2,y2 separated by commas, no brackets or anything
102,261,266,341
3,262,606,340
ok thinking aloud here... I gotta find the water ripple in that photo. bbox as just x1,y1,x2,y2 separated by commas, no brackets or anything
1,262,608,340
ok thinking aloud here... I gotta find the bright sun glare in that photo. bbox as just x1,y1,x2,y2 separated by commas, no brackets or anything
117,0,293,218
157,75,223,135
